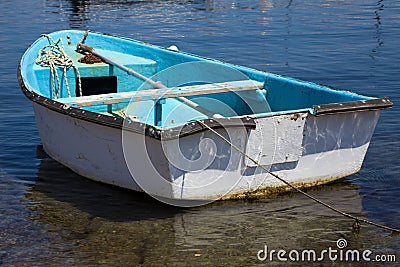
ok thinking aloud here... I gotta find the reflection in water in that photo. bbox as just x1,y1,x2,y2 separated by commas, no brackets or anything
18,147,387,265
284,0,293,67
60,0,212,28
66,0,90,26
371,0,384,56
26,152,182,265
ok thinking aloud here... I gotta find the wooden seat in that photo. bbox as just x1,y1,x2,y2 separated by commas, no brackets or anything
57,80,264,107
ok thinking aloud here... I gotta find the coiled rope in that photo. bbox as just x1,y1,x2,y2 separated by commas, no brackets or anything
197,120,400,234
36,34,82,99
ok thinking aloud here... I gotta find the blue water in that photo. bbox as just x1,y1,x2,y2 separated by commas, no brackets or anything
0,0,399,265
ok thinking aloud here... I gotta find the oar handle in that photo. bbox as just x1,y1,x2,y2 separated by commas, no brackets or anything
76,40,223,119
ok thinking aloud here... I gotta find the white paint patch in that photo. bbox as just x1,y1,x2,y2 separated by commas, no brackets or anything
245,113,307,167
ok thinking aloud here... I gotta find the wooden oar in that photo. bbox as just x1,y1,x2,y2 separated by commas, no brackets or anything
76,42,224,119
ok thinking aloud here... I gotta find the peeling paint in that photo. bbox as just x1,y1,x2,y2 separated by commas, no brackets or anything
290,113,301,121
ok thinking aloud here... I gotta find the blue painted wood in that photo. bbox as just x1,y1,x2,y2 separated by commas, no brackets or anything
57,80,264,106
154,98,166,127
20,30,380,128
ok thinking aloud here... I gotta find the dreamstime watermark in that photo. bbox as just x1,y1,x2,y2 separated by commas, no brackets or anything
257,238,396,263
121,61,274,207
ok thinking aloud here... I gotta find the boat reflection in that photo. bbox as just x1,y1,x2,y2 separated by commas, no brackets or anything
25,146,368,265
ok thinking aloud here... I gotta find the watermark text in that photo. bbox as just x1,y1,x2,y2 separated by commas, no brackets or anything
257,238,396,263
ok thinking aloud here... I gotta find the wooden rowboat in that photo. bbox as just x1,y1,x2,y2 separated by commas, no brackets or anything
19,30,392,205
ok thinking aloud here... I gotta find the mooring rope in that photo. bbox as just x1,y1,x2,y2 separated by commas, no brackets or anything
36,34,82,98
197,119,400,234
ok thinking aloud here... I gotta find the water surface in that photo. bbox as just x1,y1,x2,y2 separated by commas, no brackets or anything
0,0,399,265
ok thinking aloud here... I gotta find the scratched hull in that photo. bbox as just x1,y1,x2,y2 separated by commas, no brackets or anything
162,110,381,200
33,101,380,200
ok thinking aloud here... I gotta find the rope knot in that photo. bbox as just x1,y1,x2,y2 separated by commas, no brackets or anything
36,34,82,98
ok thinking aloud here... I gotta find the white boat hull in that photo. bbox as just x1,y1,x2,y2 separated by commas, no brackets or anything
33,102,381,201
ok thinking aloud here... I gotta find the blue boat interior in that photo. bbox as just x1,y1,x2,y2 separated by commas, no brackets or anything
21,30,374,129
